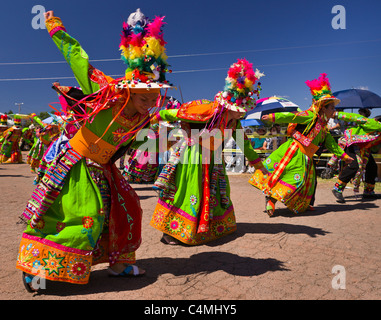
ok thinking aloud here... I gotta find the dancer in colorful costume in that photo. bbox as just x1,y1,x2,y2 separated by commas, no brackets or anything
249,73,354,216
32,111,72,185
0,114,9,134
330,112,381,202
0,114,9,149
16,8,174,291
26,113,60,173
122,122,160,183
20,125,36,151
123,98,181,183
150,59,267,245
0,115,23,164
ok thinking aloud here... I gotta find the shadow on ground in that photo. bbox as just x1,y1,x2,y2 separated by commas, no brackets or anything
32,251,287,297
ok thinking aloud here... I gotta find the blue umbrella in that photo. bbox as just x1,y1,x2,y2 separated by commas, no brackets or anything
333,89,381,109
253,96,300,113
240,119,263,127
244,96,300,121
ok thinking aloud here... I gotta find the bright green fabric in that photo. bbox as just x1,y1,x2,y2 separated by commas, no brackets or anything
25,159,104,251
51,29,100,95
338,112,381,134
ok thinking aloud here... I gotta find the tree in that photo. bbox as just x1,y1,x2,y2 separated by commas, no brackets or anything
38,111,50,120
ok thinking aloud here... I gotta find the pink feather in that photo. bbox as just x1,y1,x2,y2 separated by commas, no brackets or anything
146,16,166,39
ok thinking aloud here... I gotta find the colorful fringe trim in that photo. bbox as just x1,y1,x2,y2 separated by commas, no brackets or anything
153,141,187,201
21,143,83,224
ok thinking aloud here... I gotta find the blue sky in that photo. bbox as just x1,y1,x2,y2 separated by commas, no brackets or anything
0,0,380,117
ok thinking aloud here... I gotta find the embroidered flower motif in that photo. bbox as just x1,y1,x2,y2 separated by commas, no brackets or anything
109,251,120,265
213,222,227,236
112,127,126,143
42,252,65,276
67,258,91,280
294,173,301,181
82,216,94,229
153,208,166,224
166,216,183,235
266,158,272,164
35,219,45,230
71,262,88,277
274,162,279,169
32,249,40,257
88,142,100,154
101,149,114,162
56,222,66,233
190,194,197,206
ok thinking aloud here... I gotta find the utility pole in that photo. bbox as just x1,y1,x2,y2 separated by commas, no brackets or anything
15,102,24,114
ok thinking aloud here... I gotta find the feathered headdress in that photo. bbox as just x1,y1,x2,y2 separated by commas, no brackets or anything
215,58,264,112
118,8,174,90
0,114,8,127
287,73,340,136
305,73,340,108
13,115,21,126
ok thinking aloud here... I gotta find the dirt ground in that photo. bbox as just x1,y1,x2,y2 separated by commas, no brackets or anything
1,152,380,301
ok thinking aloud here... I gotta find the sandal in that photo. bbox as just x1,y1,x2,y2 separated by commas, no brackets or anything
108,265,145,277
160,233,181,245
265,197,275,217
22,272,40,293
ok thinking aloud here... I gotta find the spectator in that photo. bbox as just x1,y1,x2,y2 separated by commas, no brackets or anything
263,124,285,151
251,127,267,150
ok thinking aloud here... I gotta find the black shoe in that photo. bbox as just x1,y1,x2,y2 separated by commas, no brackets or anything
332,189,345,203
362,193,378,200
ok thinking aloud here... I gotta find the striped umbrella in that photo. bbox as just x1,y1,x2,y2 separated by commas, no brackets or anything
244,96,300,120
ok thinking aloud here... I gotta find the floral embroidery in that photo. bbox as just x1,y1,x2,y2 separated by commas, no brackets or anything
153,208,166,225
190,195,197,206
166,216,183,235
42,252,65,276
112,127,126,143
67,258,91,281
88,142,100,154
109,251,120,265
56,222,66,233
71,262,87,277
213,222,227,236
32,260,41,269
82,216,94,229
34,219,45,230
294,173,301,181
101,149,114,162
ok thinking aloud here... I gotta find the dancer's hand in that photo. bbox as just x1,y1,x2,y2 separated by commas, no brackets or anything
261,115,270,121
259,166,269,176
44,10,54,21
344,156,354,164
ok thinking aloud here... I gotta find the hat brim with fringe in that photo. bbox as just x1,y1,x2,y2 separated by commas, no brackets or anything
314,94,341,107
115,80,175,92
215,91,256,113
